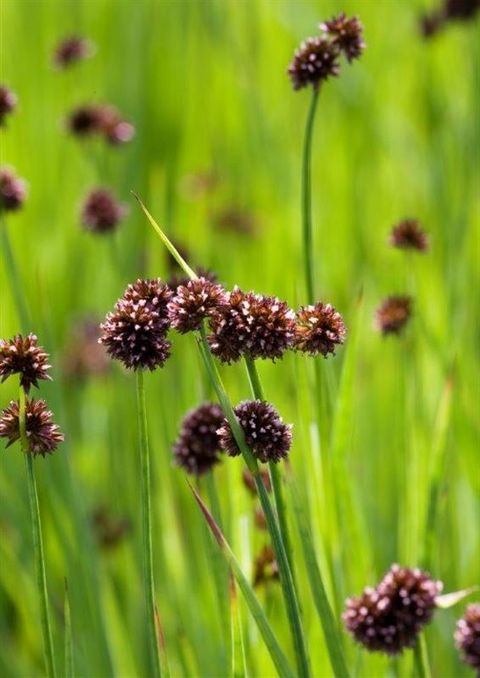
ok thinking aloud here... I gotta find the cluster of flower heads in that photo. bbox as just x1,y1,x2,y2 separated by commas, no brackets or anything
67,104,135,145
288,13,364,91
0,334,64,457
343,564,443,654
421,0,480,37
0,167,27,212
455,603,480,671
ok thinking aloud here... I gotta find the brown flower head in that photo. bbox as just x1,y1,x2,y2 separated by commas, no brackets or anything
0,85,17,126
288,36,340,90
214,208,257,236
168,277,229,333
217,400,292,464
253,546,279,587
455,604,480,671
0,167,27,212
53,36,94,68
96,105,135,145
63,319,109,380
389,219,429,252
446,0,480,19
375,296,412,335
242,468,272,496
0,398,64,457
99,279,172,371
173,402,224,476
92,506,131,550
0,334,51,392
81,188,128,234
343,564,442,655
67,105,105,137
294,302,346,357
320,13,365,62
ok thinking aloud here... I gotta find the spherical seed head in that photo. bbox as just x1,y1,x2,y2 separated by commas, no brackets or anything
122,278,173,330
92,506,131,550
320,13,365,62
173,402,224,476
375,296,412,335
294,302,346,357
446,0,480,20
81,188,128,234
168,277,229,333
95,105,135,145
67,105,105,136
242,467,272,496
53,36,94,68
0,167,27,212
0,398,64,457
253,546,279,587
0,334,51,392
389,219,429,252
288,36,340,90
207,287,251,364
63,319,109,379
343,564,442,655
455,604,480,670
218,400,292,464
0,85,17,126
167,268,218,292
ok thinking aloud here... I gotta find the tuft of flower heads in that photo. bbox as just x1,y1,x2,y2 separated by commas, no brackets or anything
0,167,27,212
67,104,135,144
173,402,224,476
63,319,109,380
242,467,272,495
294,302,346,357
92,506,131,550
288,13,364,90
0,398,64,457
375,296,412,335
0,85,17,126
389,219,429,252
53,36,94,68
0,334,51,392
99,279,172,371
253,546,279,587
168,277,229,333
455,604,480,671
81,188,128,234
217,400,292,464
343,564,442,655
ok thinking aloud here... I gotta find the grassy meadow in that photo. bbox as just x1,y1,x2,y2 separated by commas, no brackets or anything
0,0,479,676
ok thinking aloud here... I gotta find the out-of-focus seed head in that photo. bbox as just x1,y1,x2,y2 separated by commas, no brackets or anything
173,402,224,476
389,219,429,252
0,398,64,457
67,104,134,144
168,277,229,333
67,105,104,136
455,604,480,671
242,468,272,496
217,400,292,464
97,105,135,145
343,564,442,655
420,0,480,37
0,334,51,392
253,546,279,587
91,506,131,550
375,296,412,336
0,85,17,126
63,319,109,380
0,167,27,212
320,13,365,62
81,188,128,234
254,505,268,530
214,207,257,236
288,36,340,90
53,36,94,68
294,302,346,357
446,0,480,19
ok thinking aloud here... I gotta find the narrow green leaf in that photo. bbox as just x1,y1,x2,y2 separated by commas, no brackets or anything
435,587,478,609
64,579,74,678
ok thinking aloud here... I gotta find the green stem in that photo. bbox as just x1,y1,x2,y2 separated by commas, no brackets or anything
413,636,431,678
302,88,320,304
19,388,56,678
1,217,31,332
197,328,310,678
136,370,162,678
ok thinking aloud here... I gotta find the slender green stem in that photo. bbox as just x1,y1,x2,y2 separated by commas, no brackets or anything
302,88,320,304
1,217,31,332
136,370,162,678
413,636,431,678
19,387,56,678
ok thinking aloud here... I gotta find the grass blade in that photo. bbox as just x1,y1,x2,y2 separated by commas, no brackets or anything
64,579,74,678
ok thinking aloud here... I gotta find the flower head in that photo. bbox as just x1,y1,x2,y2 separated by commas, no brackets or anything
242,467,272,495
168,277,229,333
294,302,346,357
53,36,94,68
375,296,412,335
343,564,442,655
92,506,131,550
253,546,279,587
63,319,109,379
0,167,27,212
0,334,51,392
455,604,480,671
0,398,64,457
0,85,17,126
288,37,340,90
389,219,429,252
320,13,365,62
67,104,135,144
67,105,105,136
173,402,224,476
81,188,128,234
217,400,292,464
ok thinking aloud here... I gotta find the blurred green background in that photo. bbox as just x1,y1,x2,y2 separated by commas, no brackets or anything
1,0,479,676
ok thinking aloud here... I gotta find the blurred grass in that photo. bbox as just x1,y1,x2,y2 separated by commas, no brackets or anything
1,0,479,676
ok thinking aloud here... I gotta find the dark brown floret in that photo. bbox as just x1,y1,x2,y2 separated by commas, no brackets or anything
288,37,340,90
375,296,412,335
168,278,229,333
217,400,292,464
53,36,94,68
0,398,64,456
389,219,429,252
92,506,131,550
81,188,128,234
63,319,109,379
294,302,346,357
242,468,272,495
0,85,17,126
0,167,27,211
173,402,224,476
455,604,480,671
253,546,279,587
320,13,365,62
0,334,51,392
343,564,442,655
